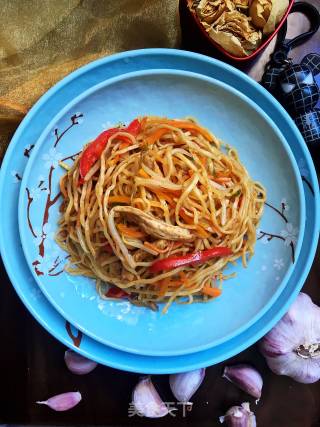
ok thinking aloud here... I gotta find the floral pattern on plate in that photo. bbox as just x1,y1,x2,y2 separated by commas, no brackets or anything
25,113,83,277
257,199,298,263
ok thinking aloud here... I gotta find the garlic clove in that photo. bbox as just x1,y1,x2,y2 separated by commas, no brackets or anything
223,364,263,400
169,368,205,403
36,391,82,411
219,402,256,427
64,349,97,375
133,376,168,418
260,292,320,384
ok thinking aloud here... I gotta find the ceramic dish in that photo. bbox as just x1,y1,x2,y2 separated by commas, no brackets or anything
19,69,304,356
0,49,318,372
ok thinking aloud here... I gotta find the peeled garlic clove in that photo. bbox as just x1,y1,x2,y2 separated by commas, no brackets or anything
36,391,82,411
169,368,205,403
64,349,97,375
133,376,168,418
219,402,256,426
223,364,263,400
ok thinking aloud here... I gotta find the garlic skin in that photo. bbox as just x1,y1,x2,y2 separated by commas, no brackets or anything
64,349,97,375
169,368,205,403
260,292,320,384
133,376,168,418
36,391,82,411
220,402,256,427
223,364,263,400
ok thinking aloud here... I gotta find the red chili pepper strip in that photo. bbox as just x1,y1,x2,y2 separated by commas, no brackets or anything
105,286,128,299
126,118,142,134
79,119,141,183
149,247,232,273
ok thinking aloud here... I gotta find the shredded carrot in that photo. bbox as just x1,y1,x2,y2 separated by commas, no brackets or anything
147,119,213,141
156,276,187,296
117,223,146,239
167,280,186,288
202,286,222,298
144,241,183,254
199,156,207,167
133,200,145,210
145,128,169,145
208,173,231,184
138,168,150,178
180,208,194,225
152,189,175,206
143,241,172,254
146,186,181,198
179,271,188,281
180,210,210,238
181,173,190,182
118,141,131,150
108,196,131,204
108,155,120,166
216,170,231,178
179,208,210,239
196,225,210,239
214,177,232,183
164,189,182,197
158,280,169,297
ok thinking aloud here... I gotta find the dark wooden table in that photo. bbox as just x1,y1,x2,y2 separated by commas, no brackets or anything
1,1,320,426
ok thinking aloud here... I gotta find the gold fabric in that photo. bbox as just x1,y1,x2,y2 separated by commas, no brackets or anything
0,0,180,158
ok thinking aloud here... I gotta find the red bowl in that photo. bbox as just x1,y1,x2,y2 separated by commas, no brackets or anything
180,0,294,62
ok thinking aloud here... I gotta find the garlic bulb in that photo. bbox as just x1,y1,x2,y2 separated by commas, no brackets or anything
223,364,263,400
260,292,320,383
169,368,205,404
219,402,256,426
132,376,168,418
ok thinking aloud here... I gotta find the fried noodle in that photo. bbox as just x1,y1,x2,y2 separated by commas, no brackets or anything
56,116,266,312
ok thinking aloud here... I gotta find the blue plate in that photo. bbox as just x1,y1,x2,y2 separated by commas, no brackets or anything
18,69,304,356
0,49,318,372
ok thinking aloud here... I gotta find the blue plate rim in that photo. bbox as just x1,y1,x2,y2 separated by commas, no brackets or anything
0,48,318,373
18,67,306,356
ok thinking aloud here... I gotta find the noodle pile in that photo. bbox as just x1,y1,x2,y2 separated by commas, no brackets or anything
57,116,266,312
